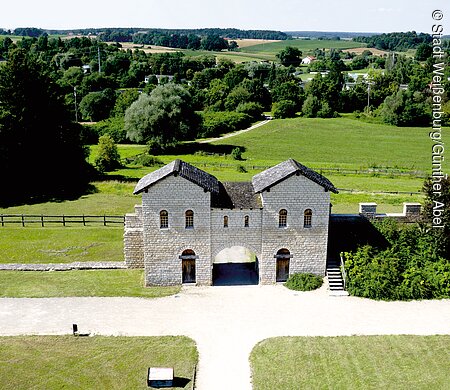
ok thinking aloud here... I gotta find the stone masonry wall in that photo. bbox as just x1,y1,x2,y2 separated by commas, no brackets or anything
141,175,212,286
124,205,144,268
260,174,331,284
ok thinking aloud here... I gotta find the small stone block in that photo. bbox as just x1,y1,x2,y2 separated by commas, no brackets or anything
147,367,174,388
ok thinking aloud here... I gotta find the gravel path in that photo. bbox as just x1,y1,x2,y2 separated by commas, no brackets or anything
1,284,449,389
198,119,271,144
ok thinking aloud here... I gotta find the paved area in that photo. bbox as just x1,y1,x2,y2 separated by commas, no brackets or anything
0,261,126,271
0,284,449,390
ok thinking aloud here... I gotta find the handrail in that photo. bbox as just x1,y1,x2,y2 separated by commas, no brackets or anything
340,253,347,290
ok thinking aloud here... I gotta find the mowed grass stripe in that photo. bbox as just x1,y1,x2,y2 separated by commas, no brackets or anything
0,269,180,297
250,335,450,390
0,336,197,390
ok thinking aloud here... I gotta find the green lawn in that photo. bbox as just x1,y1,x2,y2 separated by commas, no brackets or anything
250,335,450,390
0,336,197,390
240,39,366,56
0,227,124,263
0,269,180,297
1,117,440,219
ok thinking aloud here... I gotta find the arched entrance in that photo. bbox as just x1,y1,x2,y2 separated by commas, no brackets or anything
181,249,196,284
213,246,259,286
275,249,291,282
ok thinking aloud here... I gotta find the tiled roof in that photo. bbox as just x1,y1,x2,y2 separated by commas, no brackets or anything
252,159,338,194
212,182,262,209
133,159,220,195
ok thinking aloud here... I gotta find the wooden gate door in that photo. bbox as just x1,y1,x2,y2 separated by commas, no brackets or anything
276,259,289,282
182,259,196,283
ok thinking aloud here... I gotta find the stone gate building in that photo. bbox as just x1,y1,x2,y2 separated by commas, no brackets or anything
124,158,338,286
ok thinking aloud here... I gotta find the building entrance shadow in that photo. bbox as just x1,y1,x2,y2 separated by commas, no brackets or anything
213,263,259,286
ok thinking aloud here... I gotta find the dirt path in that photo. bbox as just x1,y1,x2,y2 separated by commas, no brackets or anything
1,285,449,389
198,119,271,144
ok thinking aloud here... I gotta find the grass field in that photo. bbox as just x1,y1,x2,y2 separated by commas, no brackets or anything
1,117,437,215
250,335,450,390
0,336,197,389
0,269,180,297
240,39,366,57
0,227,124,263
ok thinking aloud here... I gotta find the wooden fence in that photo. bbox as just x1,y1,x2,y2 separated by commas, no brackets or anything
0,214,125,227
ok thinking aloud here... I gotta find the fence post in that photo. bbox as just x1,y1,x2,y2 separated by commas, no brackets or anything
21,214,25,227
62,215,66,227
41,215,44,227
103,215,106,226
83,215,86,226
1,215,3,227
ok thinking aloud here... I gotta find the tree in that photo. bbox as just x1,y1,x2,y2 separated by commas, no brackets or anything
276,46,302,67
94,134,121,172
272,100,297,119
0,49,90,204
125,83,199,148
79,88,117,122
415,43,432,61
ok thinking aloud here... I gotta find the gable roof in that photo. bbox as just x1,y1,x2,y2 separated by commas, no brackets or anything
133,159,220,195
251,159,338,194
212,182,262,209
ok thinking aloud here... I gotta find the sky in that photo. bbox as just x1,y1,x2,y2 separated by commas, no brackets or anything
1,0,449,33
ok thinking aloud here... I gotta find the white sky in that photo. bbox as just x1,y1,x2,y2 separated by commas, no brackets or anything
1,0,449,33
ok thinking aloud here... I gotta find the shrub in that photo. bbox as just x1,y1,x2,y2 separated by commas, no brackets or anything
199,111,252,137
236,165,247,173
91,117,128,143
272,100,297,119
284,273,323,291
236,102,264,120
94,134,121,173
231,147,242,160
131,154,164,167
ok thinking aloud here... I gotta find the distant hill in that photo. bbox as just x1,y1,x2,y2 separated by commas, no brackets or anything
4,27,290,41
285,31,379,39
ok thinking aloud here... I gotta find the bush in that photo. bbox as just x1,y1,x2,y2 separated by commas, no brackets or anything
131,154,164,167
236,165,247,173
272,100,297,119
284,273,323,291
231,147,242,160
199,111,252,137
344,220,450,300
91,117,128,143
236,102,264,120
94,134,121,173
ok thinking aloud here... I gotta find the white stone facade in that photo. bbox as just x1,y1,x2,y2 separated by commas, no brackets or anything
124,159,338,286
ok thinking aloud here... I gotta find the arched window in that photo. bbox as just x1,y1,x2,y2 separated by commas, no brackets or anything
160,210,168,229
279,209,287,228
185,210,194,228
244,215,249,227
224,216,228,228
304,209,312,228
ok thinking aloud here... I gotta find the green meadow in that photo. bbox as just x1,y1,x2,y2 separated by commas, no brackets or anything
0,336,196,389
251,335,450,390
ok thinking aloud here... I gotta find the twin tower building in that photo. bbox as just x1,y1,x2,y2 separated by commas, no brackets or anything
124,158,338,286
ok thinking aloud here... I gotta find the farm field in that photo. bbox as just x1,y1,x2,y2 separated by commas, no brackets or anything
0,336,197,389
251,335,450,390
0,269,180,297
240,39,366,57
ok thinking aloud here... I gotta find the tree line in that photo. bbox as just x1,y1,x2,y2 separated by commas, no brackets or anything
354,31,433,51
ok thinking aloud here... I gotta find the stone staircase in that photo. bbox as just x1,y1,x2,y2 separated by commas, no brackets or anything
326,259,348,296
